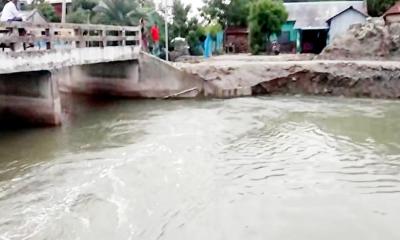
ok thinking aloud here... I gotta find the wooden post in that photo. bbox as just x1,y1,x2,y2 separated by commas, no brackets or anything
8,27,16,51
102,29,107,48
74,27,83,48
45,26,52,50
121,29,126,46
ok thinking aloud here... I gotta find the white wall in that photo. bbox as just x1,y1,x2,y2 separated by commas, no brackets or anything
328,10,366,43
386,15,400,24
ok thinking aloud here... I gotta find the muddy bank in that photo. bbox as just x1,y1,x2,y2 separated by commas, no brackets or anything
319,18,400,60
177,56,400,99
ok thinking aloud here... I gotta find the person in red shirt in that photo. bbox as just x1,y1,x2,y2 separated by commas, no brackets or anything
150,23,160,56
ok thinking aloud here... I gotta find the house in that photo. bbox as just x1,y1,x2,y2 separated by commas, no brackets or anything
327,6,368,43
383,2,400,24
282,1,368,54
46,0,72,18
225,27,249,53
223,1,368,54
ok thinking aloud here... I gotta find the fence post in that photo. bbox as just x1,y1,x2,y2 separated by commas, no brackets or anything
102,28,107,48
121,29,126,46
45,26,52,50
8,26,17,51
74,27,84,48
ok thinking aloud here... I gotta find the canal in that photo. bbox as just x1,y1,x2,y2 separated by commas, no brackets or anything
0,96,400,240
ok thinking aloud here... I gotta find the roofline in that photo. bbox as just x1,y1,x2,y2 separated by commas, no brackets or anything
384,12,400,19
295,26,329,30
284,0,364,5
326,6,368,24
383,3,400,18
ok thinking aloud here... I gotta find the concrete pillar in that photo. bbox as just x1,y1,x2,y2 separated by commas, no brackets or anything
0,71,62,126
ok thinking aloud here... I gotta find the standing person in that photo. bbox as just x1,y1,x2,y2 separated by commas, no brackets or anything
0,0,23,22
140,18,149,52
0,0,32,51
150,23,160,56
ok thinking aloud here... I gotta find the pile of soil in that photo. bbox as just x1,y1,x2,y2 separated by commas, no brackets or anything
318,18,400,60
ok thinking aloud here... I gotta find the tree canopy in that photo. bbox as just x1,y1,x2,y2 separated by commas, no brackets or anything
171,0,191,37
367,0,397,17
0,0,6,10
248,0,288,54
200,0,251,28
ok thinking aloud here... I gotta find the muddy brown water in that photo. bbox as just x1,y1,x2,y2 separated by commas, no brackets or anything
0,96,400,240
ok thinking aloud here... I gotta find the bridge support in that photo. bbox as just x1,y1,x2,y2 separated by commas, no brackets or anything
0,71,62,126
58,60,140,97
58,52,203,98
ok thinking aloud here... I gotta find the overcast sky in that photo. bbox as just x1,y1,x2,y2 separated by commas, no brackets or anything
156,0,204,16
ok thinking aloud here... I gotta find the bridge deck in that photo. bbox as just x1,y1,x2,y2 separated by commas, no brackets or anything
0,22,141,74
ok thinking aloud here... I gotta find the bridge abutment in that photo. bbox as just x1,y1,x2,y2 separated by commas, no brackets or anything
58,60,140,97
0,71,62,126
57,52,203,98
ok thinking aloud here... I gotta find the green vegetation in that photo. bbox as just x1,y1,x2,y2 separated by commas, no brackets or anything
367,0,397,17
67,0,97,23
201,0,251,27
205,20,222,39
36,1,60,22
0,0,6,10
92,0,145,25
171,0,191,37
248,0,288,55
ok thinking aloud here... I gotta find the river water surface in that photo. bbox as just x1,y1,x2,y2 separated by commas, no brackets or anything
0,96,400,240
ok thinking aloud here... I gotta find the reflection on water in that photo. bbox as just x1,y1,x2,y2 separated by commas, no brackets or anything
0,96,400,240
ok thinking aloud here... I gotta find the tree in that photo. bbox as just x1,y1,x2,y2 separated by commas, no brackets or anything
187,18,206,55
367,0,397,17
0,0,6,10
200,0,251,27
93,0,145,25
225,0,252,27
34,0,60,22
248,0,288,55
171,0,191,37
67,0,98,23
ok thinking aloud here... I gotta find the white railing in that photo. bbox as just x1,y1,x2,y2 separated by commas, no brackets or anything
0,22,141,52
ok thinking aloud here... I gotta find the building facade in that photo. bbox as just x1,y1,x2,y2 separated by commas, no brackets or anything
327,7,367,43
384,2,400,24
280,1,368,54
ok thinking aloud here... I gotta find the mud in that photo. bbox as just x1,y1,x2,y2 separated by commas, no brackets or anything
177,55,400,99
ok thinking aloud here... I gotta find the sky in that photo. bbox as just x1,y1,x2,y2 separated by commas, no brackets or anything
156,0,204,16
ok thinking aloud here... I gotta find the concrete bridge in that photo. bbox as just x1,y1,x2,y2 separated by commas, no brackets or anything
0,22,202,126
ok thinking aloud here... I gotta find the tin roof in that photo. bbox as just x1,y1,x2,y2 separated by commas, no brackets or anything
326,6,368,24
284,1,367,30
384,2,400,18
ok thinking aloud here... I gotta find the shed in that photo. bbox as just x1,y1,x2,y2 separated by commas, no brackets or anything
384,2,400,24
327,6,368,43
46,0,72,18
225,27,249,53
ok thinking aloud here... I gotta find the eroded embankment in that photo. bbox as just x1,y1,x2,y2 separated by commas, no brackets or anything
178,59,400,99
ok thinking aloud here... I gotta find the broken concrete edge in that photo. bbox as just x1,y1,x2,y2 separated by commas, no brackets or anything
179,59,400,99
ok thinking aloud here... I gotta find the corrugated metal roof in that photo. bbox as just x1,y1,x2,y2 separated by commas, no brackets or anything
284,1,367,30
384,2,400,17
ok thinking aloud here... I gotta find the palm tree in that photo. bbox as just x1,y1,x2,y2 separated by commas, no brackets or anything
94,0,146,26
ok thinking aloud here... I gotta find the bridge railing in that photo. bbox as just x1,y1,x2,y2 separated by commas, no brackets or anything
0,22,141,52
